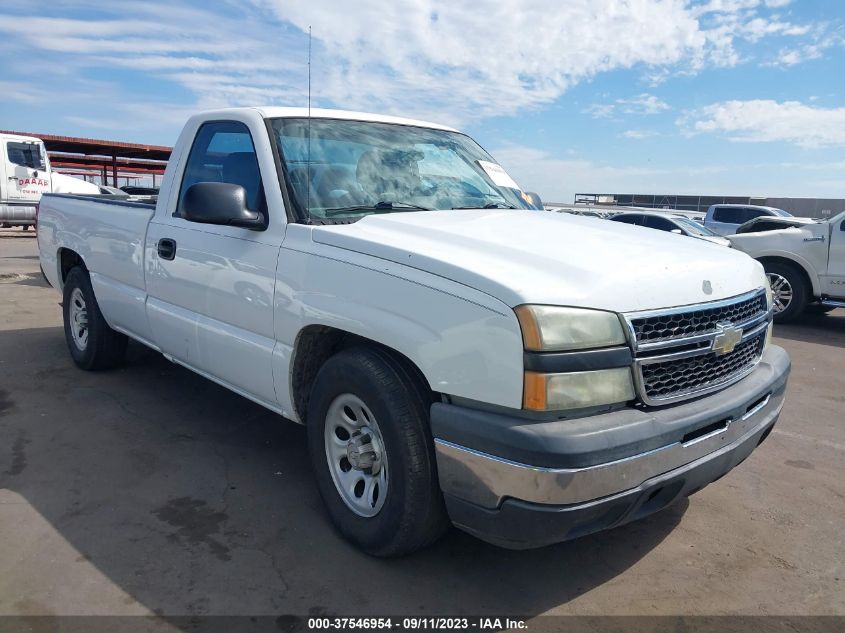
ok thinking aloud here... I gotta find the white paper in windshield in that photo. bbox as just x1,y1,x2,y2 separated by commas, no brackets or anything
477,160,520,190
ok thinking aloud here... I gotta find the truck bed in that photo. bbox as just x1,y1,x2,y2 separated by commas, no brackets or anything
37,193,155,298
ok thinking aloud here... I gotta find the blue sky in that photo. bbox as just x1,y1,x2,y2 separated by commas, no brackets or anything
1,0,843,202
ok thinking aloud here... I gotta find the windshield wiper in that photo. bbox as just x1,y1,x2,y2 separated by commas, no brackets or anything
323,201,433,217
450,203,515,210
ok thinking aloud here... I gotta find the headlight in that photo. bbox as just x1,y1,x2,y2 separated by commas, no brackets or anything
764,278,773,311
514,305,627,351
524,368,635,411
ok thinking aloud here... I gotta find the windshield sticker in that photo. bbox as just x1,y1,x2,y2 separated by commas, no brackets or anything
477,160,520,190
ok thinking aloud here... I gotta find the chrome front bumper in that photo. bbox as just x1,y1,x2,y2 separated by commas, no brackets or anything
433,344,789,511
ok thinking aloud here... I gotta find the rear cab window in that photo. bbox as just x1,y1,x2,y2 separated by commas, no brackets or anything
713,207,744,224
743,208,769,222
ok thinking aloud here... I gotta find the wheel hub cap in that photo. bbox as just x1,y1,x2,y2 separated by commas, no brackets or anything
69,287,89,350
346,430,383,474
767,272,793,314
324,394,388,517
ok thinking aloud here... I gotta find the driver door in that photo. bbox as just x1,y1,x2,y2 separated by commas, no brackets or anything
145,120,283,408
4,140,49,202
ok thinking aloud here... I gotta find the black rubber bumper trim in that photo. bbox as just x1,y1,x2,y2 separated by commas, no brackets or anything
431,345,790,469
523,346,632,372
444,413,779,550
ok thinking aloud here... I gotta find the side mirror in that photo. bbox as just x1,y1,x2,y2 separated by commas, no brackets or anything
522,191,544,210
670,228,683,234
182,182,264,229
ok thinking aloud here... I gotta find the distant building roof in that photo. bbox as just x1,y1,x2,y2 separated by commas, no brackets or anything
0,130,172,161
0,130,172,185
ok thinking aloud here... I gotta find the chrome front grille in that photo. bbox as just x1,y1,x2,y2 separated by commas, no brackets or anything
640,332,766,401
630,292,767,344
625,289,770,405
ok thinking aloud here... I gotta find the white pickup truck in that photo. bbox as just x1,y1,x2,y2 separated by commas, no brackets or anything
1,132,51,228
728,214,845,322
1,132,100,228
38,107,790,555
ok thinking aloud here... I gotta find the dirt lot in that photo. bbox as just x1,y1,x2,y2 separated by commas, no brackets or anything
1,228,843,619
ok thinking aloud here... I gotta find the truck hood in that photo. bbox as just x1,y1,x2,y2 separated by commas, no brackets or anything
312,209,765,313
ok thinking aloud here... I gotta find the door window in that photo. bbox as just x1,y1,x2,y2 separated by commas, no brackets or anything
177,121,265,218
7,142,46,169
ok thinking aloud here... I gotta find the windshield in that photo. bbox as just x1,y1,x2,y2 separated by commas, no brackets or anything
271,118,535,221
829,210,845,225
771,208,791,217
673,217,719,237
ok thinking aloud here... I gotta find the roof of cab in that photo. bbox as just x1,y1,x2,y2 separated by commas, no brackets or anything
250,107,460,133
614,210,691,219
0,132,43,144
710,203,782,211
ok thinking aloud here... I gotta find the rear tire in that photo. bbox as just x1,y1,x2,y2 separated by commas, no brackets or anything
306,346,448,557
62,266,128,370
764,262,808,324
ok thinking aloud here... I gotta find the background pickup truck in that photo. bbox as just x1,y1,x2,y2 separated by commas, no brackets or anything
729,213,845,322
38,107,790,555
0,132,100,228
704,203,792,235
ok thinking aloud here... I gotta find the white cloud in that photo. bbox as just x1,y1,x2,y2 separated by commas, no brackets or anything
621,129,660,140
0,0,829,130
681,100,845,147
742,17,810,42
263,0,719,123
772,44,824,66
583,104,616,119
619,94,671,114
0,0,836,161
585,93,670,119
0,3,310,115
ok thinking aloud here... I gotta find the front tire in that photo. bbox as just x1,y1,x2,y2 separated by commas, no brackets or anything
62,266,128,370
306,346,448,557
764,262,808,323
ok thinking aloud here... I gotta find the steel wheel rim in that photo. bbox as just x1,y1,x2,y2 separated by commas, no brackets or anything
69,287,89,350
324,393,388,517
767,273,793,314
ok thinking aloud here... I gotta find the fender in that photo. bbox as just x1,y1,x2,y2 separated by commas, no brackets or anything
751,249,821,296
272,227,526,420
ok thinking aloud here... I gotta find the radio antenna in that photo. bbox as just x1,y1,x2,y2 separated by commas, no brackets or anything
306,25,312,216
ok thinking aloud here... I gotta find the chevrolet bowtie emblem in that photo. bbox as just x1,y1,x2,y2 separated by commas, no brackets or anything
713,322,743,356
